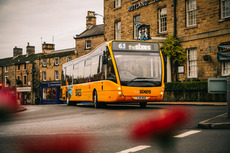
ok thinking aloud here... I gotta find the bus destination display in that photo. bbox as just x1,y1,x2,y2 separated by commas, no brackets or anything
112,41,159,52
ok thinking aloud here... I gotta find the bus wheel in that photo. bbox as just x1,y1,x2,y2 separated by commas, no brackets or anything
93,91,100,108
140,102,147,108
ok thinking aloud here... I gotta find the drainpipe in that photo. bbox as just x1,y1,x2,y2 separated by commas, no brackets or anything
173,0,177,38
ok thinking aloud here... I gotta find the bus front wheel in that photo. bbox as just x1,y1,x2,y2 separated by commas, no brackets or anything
93,91,101,108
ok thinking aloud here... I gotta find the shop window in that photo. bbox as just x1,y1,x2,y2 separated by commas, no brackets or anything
55,70,59,80
134,15,140,39
85,40,91,50
187,48,197,78
159,7,167,33
43,88,57,100
115,21,121,40
43,71,46,81
186,0,196,27
221,0,230,19
114,0,121,8
42,59,47,67
54,57,59,66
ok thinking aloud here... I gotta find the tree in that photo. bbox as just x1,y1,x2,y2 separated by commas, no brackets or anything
162,35,187,81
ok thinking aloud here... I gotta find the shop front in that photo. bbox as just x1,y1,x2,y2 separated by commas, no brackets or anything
16,87,32,105
40,82,63,104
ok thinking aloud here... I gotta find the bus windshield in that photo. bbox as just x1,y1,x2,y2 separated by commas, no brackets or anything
114,51,162,87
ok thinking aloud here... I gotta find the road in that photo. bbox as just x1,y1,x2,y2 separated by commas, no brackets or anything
0,104,229,153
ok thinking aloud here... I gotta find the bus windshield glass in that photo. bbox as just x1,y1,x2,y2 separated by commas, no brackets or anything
114,51,162,87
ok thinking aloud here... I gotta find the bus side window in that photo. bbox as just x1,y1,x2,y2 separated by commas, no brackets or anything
98,55,105,81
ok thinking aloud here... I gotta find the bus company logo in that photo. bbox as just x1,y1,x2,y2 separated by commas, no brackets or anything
140,90,151,94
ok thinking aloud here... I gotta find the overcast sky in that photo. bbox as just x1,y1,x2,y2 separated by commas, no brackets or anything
0,0,104,59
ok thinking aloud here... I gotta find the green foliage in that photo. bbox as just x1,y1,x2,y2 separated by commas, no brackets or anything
165,82,208,91
162,35,187,65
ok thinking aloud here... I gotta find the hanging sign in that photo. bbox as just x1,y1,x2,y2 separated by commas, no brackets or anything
138,25,150,40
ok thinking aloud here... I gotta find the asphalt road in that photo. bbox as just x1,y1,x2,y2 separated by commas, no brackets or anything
0,104,229,153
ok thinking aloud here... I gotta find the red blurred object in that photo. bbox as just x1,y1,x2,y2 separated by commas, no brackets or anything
20,135,90,153
0,86,18,114
130,106,193,140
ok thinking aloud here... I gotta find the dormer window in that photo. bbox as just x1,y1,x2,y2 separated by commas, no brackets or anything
85,40,91,50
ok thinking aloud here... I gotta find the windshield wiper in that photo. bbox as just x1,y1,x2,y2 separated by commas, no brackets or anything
127,77,149,84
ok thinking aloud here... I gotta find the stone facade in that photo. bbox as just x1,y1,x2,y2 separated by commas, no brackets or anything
104,0,230,81
74,11,105,57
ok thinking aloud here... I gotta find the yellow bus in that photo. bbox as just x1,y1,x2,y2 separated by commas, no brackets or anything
61,40,164,108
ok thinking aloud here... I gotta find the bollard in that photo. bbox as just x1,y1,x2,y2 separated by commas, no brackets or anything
227,78,230,118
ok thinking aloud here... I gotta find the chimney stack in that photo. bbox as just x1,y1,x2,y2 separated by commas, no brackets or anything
86,11,96,30
13,46,23,57
42,42,55,53
26,42,35,56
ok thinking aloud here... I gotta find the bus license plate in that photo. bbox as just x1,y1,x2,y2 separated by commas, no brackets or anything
135,96,147,100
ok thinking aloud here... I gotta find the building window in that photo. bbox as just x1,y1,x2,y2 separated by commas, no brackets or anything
54,57,59,66
17,64,20,71
23,76,27,85
43,71,46,81
134,15,140,39
24,64,27,70
222,61,230,76
159,7,167,33
55,70,59,80
5,66,8,72
221,0,230,19
114,0,121,8
85,40,91,50
42,59,47,67
5,76,8,87
67,56,72,62
115,21,121,40
186,0,196,27
187,48,197,78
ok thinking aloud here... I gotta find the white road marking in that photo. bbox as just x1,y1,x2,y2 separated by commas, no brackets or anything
117,145,151,153
174,130,201,138
117,130,201,153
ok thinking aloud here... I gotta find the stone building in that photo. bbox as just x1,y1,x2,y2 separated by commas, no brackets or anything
0,10,105,105
104,0,230,81
74,11,105,57
39,44,77,104
0,43,41,104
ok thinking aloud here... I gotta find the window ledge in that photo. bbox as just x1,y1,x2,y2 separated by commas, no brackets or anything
114,6,121,11
157,32,168,36
185,25,198,30
219,17,230,23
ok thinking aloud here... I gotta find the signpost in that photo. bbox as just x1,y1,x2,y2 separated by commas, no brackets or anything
208,78,230,118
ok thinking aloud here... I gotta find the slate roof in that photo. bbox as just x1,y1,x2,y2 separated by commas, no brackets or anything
74,24,104,39
0,48,75,66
